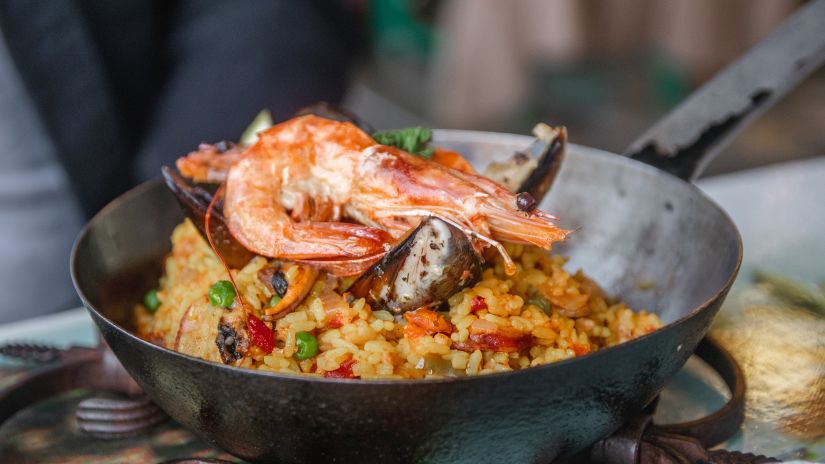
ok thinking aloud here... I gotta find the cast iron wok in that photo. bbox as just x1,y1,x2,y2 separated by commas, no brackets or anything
71,3,825,463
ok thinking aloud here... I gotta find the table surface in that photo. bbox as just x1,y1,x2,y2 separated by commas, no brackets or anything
0,157,823,462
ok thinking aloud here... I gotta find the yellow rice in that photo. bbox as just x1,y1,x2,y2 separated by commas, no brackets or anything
136,219,662,379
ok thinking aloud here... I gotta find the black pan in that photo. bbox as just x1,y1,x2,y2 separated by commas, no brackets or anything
70,3,825,463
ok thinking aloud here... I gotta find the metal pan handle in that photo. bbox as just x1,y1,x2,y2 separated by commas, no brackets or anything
623,0,825,181
591,338,780,464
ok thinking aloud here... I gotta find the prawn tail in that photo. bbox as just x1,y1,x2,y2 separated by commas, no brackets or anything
482,203,571,250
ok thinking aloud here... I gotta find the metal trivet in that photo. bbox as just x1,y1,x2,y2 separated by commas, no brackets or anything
76,394,167,439
0,342,166,438
0,339,778,463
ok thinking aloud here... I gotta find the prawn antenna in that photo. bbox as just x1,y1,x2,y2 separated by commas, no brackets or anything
205,184,249,312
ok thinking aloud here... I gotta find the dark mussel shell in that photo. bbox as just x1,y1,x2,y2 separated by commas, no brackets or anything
294,102,375,134
518,125,567,202
484,124,567,203
161,166,255,269
216,313,250,364
349,217,483,314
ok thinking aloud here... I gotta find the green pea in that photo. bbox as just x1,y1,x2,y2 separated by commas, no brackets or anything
294,331,319,360
526,294,551,314
209,280,236,308
268,294,282,307
143,289,161,313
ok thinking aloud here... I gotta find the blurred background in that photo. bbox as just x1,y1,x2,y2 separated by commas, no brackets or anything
350,0,823,176
0,0,822,322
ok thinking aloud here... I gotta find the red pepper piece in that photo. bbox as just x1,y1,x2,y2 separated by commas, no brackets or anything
404,307,453,335
327,313,345,329
323,359,359,379
247,314,274,353
567,337,591,356
470,296,487,312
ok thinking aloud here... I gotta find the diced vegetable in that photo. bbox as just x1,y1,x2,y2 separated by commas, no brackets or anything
452,319,534,353
240,109,273,145
247,314,274,353
470,296,487,312
209,280,236,308
373,127,434,158
323,358,358,379
526,294,551,314
269,295,282,307
143,289,161,313
294,331,319,360
404,307,453,335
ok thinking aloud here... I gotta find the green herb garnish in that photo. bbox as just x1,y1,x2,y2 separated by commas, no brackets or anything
373,127,434,158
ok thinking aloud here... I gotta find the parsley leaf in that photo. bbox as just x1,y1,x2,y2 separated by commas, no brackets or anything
373,127,434,158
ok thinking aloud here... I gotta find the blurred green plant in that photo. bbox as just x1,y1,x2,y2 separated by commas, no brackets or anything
650,53,690,110
373,126,434,157
370,0,436,59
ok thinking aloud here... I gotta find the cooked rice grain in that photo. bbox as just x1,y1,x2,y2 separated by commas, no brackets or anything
136,220,663,379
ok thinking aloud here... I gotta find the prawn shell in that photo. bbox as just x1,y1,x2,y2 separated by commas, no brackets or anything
349,217,483,314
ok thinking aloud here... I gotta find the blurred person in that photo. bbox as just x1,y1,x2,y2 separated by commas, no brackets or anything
0,1,364,323
431,0,797,128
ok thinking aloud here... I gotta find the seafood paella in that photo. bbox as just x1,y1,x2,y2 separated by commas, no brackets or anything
136,106,662,379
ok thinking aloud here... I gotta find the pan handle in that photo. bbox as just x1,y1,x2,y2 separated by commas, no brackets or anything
591,338,781,464
623,0,825,182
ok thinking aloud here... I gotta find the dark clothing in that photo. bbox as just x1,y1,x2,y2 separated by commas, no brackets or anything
0,0,363,216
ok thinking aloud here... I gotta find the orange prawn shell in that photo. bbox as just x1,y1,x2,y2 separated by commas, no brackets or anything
223,116,392,261
215,114,569,275
431,147,476,174
255,115,374,207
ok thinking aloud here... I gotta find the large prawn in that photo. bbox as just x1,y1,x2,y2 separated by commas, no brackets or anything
177,115,570,275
